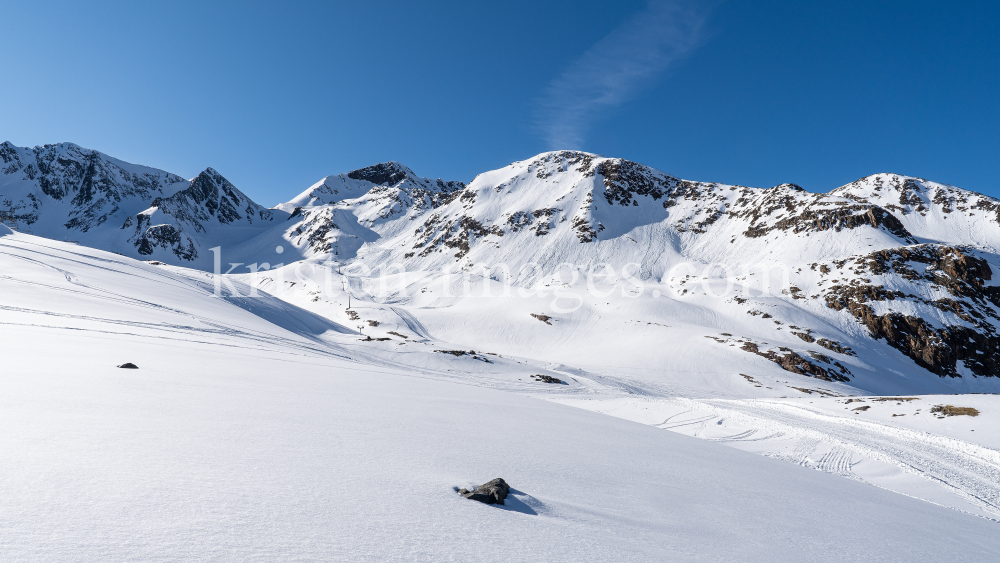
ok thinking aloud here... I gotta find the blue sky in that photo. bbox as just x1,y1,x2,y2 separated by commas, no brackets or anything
1,0,997,204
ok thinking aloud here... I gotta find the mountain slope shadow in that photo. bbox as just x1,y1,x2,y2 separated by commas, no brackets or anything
185,274,356,339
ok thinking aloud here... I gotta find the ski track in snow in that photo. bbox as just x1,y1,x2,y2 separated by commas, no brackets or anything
703,398,1000,517
390,306,434,341
561,394,1000,520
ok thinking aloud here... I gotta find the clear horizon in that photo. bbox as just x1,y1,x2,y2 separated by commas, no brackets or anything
2,0,997,204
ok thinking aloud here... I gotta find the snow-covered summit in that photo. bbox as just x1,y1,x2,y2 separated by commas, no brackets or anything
277,161,464,212
317,150,929,275
829,172,1000,250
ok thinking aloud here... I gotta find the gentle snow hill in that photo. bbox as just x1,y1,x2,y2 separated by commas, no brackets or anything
2,231,999,562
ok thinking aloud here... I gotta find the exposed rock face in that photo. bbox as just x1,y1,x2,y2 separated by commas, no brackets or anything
594,158,672,205
0,142,185,232
458,478,510,505
153,168,274,230
740,341,851,382
823,245,1000,377
742,204,915,242
347,162,410,186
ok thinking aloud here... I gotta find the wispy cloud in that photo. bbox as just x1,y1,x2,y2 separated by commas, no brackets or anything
536,0,711,150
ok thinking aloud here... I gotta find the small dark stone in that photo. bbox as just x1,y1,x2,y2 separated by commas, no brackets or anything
459,478,510,505
118,363,139,369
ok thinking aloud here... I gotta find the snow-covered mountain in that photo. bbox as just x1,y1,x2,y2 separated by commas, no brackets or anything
4,143,1000,392
121,167,283,264
249,151,1000,392
0,142,284,267
0,141,187,233
268,161,466,261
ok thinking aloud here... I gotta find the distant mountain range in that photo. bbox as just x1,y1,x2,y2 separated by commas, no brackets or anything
3,141,1000,386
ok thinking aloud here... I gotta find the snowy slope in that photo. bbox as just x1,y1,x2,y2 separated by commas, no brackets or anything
3,230,1000,561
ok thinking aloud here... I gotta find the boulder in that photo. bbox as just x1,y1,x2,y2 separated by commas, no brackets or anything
458,478,510,505
118,363,139,369
531,374,565,384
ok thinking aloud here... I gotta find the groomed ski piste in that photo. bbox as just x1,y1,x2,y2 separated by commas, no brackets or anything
3,228,1000,562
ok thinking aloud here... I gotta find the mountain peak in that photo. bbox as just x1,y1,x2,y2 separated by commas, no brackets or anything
346,162,415,187
771,183,806,192
529,150,605,162
279,161,463,212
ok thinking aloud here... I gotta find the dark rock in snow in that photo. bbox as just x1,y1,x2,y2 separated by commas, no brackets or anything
531,374,565,384
458,478,510,505
530,313,552,325
118,363,139,369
